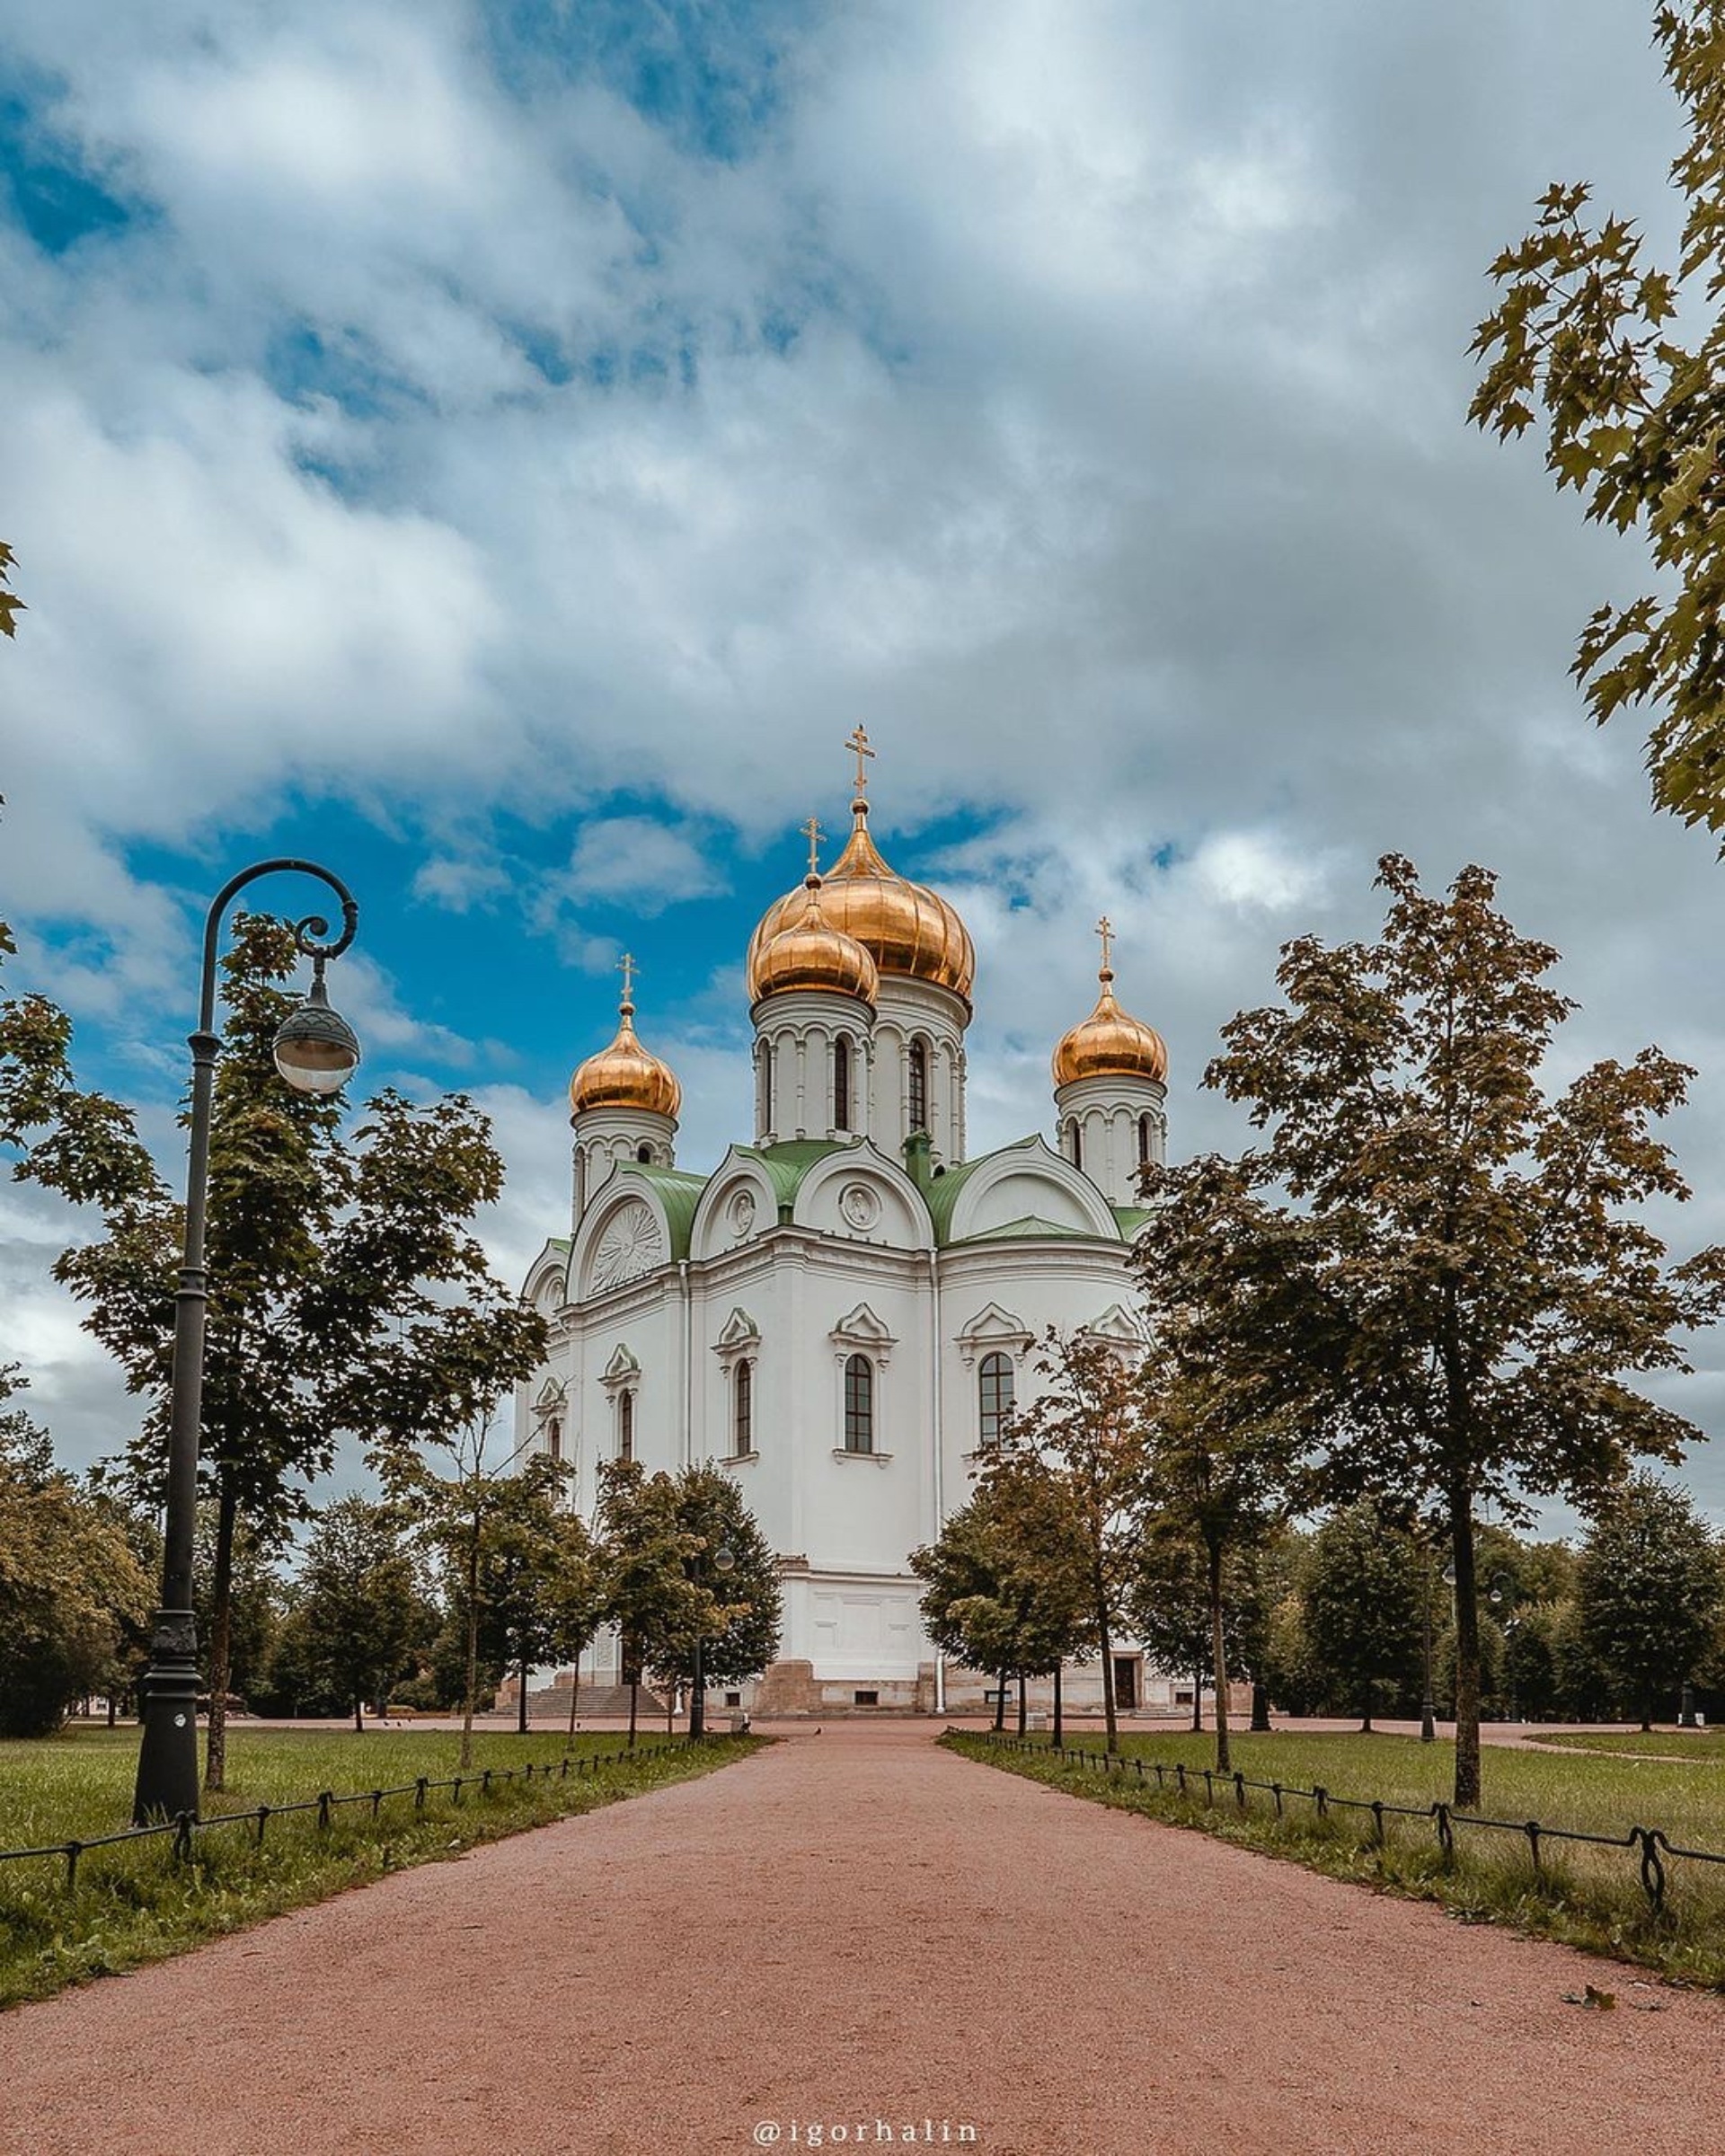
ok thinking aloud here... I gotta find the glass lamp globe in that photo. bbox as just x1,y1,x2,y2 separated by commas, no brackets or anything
713,1545,737,1574
272,974,361,1096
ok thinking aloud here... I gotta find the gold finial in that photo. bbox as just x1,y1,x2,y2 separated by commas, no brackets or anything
846,723,875,796
617,950,638,1011
801,815,825,879
1096,915,1115,981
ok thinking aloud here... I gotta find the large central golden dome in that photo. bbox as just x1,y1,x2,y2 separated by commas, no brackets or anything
746,734,976,1003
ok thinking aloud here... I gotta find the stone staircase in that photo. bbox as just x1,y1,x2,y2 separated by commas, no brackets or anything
496,1673,668,1726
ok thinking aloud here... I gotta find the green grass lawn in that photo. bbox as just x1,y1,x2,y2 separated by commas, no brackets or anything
946,1726,1725,1990
0,1724,755,2011
1531,1728,1725,1760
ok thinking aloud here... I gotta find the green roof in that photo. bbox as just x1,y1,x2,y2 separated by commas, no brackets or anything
920,1150,993,1244
621,1166,709,1260
735,1139,854,1218
1112,1206,1154,1237
952,1213,1099,1245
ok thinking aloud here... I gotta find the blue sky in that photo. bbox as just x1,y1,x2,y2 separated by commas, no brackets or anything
4,1,1724,1533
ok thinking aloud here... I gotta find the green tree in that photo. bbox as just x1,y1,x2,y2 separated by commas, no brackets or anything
8,912,544,1790
913,1464,1094,1737
647,1462,783,1732
981,1330,1147,1754
1303,1504,1423,1732
544,1509,608,1735
1470,5,1725,839
1182,853,1725,1807
596,1459,696,1748
1575,1473,1725,1727
0,1368,152,1736
0,544,22,639
296,1498,427,1731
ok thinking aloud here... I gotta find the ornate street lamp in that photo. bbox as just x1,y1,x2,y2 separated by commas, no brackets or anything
689,1542,736,1741
133,860,358,1825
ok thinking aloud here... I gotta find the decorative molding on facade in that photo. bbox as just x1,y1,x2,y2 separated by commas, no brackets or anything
712,1305,763,1365
597,1343,641,1394
829,1301,897,1367
952,1300,1034,1370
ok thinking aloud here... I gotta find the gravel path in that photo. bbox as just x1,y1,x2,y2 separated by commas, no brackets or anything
2,1724,1721,2156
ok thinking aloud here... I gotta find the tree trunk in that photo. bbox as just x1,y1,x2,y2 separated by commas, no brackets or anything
1190,1667,1204,1735
566,1651,581,1738
517,1656,529,1735
627,1676,639,1749
1052,1661,1063,1747
993,1670,1007,1733
1250,1680,1271,1734
460,1493,481,1773
353,1694,364,1734
1642,1691,1655,1734
1450,1489,1482,1809
203,1478,238,1794
1359,1677,1374,1735
1016,1673,1027,1736
1208,1541,1231,1774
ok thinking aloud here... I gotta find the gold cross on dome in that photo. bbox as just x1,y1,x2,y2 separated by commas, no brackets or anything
1096,915,1115,974
617,951,638,1003
801,815,824,877
846,723,875,794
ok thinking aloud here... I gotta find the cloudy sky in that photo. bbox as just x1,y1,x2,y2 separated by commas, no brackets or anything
3,1,1721,1530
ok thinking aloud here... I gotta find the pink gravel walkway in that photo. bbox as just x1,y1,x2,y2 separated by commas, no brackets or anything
2,1724,1722,2155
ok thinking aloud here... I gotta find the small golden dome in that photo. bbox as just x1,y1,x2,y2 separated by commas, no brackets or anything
751,874,880,1005
570,983,682,1119
1053,925,1167,1089
748,798,975,1003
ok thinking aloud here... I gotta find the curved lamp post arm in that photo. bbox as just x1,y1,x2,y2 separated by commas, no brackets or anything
134,858,358,1825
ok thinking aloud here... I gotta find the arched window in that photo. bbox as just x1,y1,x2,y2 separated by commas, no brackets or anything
756,1044,771,1132
547,1417,562,1463
834,1035,852,1131
844,1354,874,1454
1138,1112,1153,1167
978,1354,1014,1446
907,1040,928,1135
619,1390,635,1462
637,1142,653,1164
1068,1120,1084,1170
734,1358,754,1455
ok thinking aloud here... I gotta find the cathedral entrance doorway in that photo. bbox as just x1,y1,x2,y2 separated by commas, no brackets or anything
1112,1656,1140,1712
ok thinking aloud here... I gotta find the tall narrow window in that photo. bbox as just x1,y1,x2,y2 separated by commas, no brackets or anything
1138,1112,1153,1167
834,1035,852,1130
907,1040,928,1135
547,1417,563,1463
978,1354,1014,1446
619,1390,635,1462
756,1045,771,1133
734,1358,754,1455
1068,1120,1084,1170
844,1354,874,1454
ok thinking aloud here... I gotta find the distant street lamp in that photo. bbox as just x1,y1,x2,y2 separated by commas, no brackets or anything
688,1542,736,1741
133,861,359,1825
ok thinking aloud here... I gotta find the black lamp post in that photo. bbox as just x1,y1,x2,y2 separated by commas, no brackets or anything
688,1542,736,1741
1420,1545,1438,1744
132,861,359,1825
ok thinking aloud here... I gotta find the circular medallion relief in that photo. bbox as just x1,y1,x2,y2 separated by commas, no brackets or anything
589,1199,664,1291
728,1188,757,1240
839,1181,881,1232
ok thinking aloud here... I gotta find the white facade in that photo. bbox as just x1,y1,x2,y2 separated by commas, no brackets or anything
518,788,1177,1714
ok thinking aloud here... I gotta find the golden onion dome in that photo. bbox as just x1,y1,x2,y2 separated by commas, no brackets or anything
570,981,682,1119
1052,925,1168,1089
751,873,880,1005
747,736,976,1003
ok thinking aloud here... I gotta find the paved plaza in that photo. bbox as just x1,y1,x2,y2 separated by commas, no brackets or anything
2,1724,1721,2154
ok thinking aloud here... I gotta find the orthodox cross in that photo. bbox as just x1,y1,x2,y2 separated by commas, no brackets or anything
847,723,875,795
1096,915,1115,976
617,951,638,1005
801,815,824,877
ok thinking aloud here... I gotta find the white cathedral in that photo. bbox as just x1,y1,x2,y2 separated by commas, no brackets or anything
517,729,1190,1717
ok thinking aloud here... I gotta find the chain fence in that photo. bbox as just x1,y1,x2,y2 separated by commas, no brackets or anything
960,1730,1725,1916
0,1736,723,1895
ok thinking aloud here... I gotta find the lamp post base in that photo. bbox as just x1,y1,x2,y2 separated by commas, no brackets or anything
1420,1700,1437,1744
133,1609,201,1825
